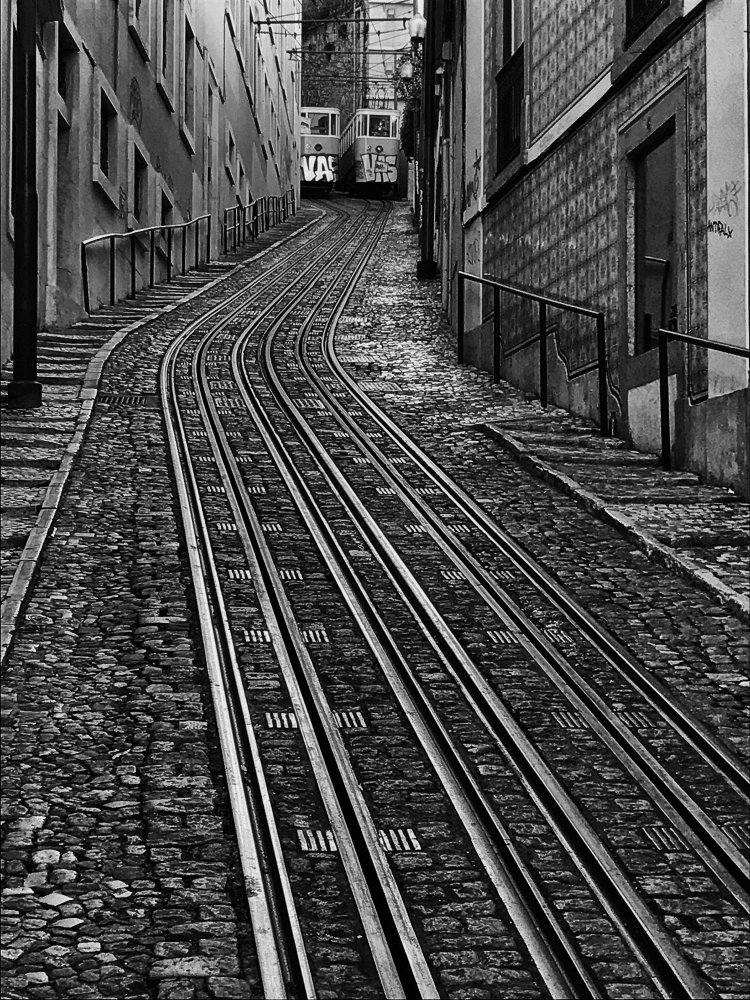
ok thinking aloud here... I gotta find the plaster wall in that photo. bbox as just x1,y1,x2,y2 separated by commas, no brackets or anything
1,0,300,362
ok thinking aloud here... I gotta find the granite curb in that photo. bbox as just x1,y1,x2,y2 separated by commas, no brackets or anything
0,209,323,667
480,422,750,623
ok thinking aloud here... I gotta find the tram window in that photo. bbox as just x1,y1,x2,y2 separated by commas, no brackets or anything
309,113,330,135
368,114,390,137
391,118,398,138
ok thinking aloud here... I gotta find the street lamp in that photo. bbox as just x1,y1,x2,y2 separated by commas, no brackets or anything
408,12,426,42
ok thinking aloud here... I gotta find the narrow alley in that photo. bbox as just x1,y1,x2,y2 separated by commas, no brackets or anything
1,198,748,999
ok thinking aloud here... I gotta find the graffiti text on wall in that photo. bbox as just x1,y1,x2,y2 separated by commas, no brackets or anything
356,153,397,184
707,220,733,239
301,154,338,184
709,180,742,218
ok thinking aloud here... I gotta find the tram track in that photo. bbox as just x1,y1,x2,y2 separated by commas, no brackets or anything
162,201,447,998
288,294,750,910
237,211,742,999
159,197,746,999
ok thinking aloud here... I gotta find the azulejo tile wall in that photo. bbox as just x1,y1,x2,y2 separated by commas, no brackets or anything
483,18,707,409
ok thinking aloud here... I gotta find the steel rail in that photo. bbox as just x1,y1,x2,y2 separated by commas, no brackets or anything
251,243,721,999
233,212,609,998
188,202,440,998
153,203,363,997
319,346,750,803
295,329,750,912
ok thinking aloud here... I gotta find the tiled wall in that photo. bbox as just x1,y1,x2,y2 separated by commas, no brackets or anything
529,0,611,138
481,16,707,414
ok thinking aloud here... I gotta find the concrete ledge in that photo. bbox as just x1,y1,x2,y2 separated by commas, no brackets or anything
482,422,750,623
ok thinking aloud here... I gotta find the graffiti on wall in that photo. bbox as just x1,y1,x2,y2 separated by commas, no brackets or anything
301,153,338,184
355,153,397,184
709,179,742,218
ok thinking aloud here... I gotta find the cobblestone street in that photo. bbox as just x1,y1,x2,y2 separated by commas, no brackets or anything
2,199,749,999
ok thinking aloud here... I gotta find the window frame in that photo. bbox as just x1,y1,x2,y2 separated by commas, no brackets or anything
617,81,688,380
128,0,151,61
179,11,196,153
92,72,121,209
156,0,175,111
127,126,150,228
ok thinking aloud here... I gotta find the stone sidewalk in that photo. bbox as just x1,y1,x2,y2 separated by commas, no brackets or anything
479,410,749,622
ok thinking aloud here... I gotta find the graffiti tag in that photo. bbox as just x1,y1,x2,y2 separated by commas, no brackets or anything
708,179,742,218
707,219,733,239
356,153,397,184
301,153,338,184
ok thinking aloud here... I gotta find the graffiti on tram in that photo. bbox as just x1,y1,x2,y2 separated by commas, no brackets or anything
301,153,338,184
355,152,398,184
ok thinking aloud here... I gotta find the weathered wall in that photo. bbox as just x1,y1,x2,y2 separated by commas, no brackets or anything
1,0,301,362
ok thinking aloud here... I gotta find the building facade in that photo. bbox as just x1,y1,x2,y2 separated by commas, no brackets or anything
1,0,301,363
300,0,413,122
420,0,748,493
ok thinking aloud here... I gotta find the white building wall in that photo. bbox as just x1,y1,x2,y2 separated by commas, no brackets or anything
1,0,301,362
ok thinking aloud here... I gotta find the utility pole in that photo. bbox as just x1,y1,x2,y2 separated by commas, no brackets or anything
8,0,42,408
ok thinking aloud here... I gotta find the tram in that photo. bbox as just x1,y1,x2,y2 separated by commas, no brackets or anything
300,107,340,196
339,108,402,196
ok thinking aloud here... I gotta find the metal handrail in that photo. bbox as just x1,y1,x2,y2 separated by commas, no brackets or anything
81,213,211,313
457,271,609,437
222,187,296,254
657,327,750,470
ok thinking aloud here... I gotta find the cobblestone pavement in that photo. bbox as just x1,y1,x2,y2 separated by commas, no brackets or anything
1,198,748,999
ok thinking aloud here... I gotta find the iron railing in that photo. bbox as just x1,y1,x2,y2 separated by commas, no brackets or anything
657,328,750,470
222,188,296,254
81,214,211,314
457,270,609,436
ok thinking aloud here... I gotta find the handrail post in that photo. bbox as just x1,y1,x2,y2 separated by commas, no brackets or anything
109,235,116,305
81,244,90,313
149,228,155,286
222,209,228,255
659,330,671,471
166,227,173,282
130,234,136,299
194,220,199,269
181,224,187,274
493,286,501,382
233,207,238,252
539,300,548,407
457,272,465,365
206,215,212,262
596,311,608,436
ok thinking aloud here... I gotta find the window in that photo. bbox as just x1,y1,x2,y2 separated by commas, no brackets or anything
157,0,175,108
309,112,331,135
225,125,236,181
625,0,670,47
632,123,677,353
99,92,117,178
496,47,523,172
161,190,173,227
367,114,391,137
495,0,524,173
128,0,151,60
181,16,195,148
133,146,148,222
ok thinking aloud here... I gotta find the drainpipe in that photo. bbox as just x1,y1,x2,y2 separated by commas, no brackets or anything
416,0,437,279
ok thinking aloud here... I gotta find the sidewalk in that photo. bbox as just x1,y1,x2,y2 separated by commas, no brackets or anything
0,212,318,665
479,408,749,622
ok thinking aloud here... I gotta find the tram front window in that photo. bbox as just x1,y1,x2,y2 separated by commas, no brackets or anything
309,113,331,135
368,115,391,137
